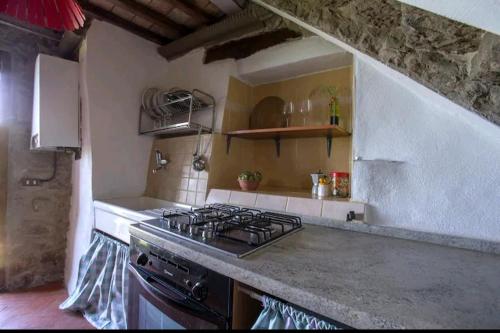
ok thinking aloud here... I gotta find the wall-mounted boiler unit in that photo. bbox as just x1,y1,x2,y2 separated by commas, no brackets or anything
31,53,79,151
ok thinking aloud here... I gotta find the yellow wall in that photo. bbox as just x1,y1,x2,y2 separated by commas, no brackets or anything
252,67,353,131
208,77,256,191
210,67,353,192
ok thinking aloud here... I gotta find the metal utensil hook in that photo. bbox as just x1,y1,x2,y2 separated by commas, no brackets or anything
193,126,207,172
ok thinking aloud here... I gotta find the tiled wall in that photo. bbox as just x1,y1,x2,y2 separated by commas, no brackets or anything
206,189,366,221
145,68,354,207
145,134,212,206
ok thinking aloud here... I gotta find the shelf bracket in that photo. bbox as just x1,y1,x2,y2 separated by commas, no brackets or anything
327,135,332,158
226,135,232,154
275,137,280,157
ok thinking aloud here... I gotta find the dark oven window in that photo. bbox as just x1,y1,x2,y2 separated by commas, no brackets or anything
128,265,226,330
138,294,185,330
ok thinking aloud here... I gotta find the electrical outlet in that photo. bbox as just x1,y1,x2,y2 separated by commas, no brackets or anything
21,178,41,186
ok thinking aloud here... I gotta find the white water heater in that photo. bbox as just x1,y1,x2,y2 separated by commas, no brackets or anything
31,53,79,150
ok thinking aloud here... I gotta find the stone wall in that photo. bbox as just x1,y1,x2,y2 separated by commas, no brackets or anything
260,0,500,126
0,25,73,290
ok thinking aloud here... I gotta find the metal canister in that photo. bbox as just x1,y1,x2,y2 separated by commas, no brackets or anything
330,172,350,198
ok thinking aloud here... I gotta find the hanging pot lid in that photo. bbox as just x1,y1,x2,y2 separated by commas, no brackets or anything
0,0,86,31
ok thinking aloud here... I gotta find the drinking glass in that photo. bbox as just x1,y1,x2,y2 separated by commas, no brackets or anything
299,98,312,126
282,100,294,127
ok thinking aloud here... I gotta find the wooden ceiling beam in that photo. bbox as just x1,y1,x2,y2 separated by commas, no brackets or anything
0,13,62,42
79,0,170,45
106,0,189,39
209,0,246,15
167,0,213,25
204,28,301,64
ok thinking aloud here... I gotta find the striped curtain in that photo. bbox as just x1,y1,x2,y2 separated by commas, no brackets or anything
252,295,340,330
60,231,129,329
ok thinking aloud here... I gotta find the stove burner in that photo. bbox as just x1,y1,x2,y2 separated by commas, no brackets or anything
140,204,302,257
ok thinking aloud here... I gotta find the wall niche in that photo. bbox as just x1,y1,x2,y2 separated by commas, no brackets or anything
209,66,353,197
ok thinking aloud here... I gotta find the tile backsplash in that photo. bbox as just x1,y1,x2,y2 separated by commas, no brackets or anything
206,188,366,222
286,197,323,217
145,134,212,206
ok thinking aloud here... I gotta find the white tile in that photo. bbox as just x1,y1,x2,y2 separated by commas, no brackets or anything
255,194,288,212
229,191,257,207
199,170,209,180
177,178,189,190
206,189,231,204
188,178,198,192
197,179,208,192
196,192,206,206
190,167,200,178
175,190,187,203
321,201,366,221
181,165,191,177
186,191,197,205
286,197,322,217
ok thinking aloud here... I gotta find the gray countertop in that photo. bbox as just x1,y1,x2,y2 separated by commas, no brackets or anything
129,223,500,329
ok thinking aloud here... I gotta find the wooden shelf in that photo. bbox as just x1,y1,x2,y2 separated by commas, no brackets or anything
224,125,351,157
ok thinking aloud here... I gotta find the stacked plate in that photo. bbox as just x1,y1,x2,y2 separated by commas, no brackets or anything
141,88,209,129
141,88,170,121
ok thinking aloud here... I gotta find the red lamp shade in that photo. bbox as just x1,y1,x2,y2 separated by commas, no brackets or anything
0,0,85,31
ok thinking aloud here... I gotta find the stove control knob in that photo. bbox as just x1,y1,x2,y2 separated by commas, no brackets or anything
136,253,149,266
191,282,208,301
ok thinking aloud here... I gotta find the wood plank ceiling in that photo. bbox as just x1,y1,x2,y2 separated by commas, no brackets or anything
78,0,245,45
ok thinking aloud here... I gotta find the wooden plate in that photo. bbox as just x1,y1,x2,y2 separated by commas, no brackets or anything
250,96,285,129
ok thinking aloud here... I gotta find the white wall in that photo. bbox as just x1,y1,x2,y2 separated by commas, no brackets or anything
86,21,169,199
398,0,500,36
237,36,352,85
352,57,500,242
64,21,171,292
64,40,94,292
254,0,500,242
159,48,237,132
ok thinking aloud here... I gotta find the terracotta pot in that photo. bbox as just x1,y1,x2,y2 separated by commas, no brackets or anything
238,179,260,191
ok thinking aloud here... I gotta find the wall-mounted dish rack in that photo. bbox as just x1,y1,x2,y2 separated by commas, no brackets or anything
139,88,215,137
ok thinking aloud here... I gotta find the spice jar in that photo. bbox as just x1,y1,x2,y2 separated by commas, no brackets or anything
330,172,349,198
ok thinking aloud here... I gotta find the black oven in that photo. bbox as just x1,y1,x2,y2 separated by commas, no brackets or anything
128,236,232,330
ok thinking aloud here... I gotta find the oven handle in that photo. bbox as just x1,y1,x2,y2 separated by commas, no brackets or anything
128,264,216,318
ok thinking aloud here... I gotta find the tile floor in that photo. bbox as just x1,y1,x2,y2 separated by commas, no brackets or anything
0,282,94,329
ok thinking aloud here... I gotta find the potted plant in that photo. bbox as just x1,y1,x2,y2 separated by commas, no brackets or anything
323,85,340,126
237,171,262,191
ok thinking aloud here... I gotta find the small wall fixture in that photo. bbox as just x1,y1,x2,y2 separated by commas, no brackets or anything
353,156,404,164
153,149,168,174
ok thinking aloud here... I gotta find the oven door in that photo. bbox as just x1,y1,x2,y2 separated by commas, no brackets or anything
128,264,228,330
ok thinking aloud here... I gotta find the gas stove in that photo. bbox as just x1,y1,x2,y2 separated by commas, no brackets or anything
139,203,303,257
